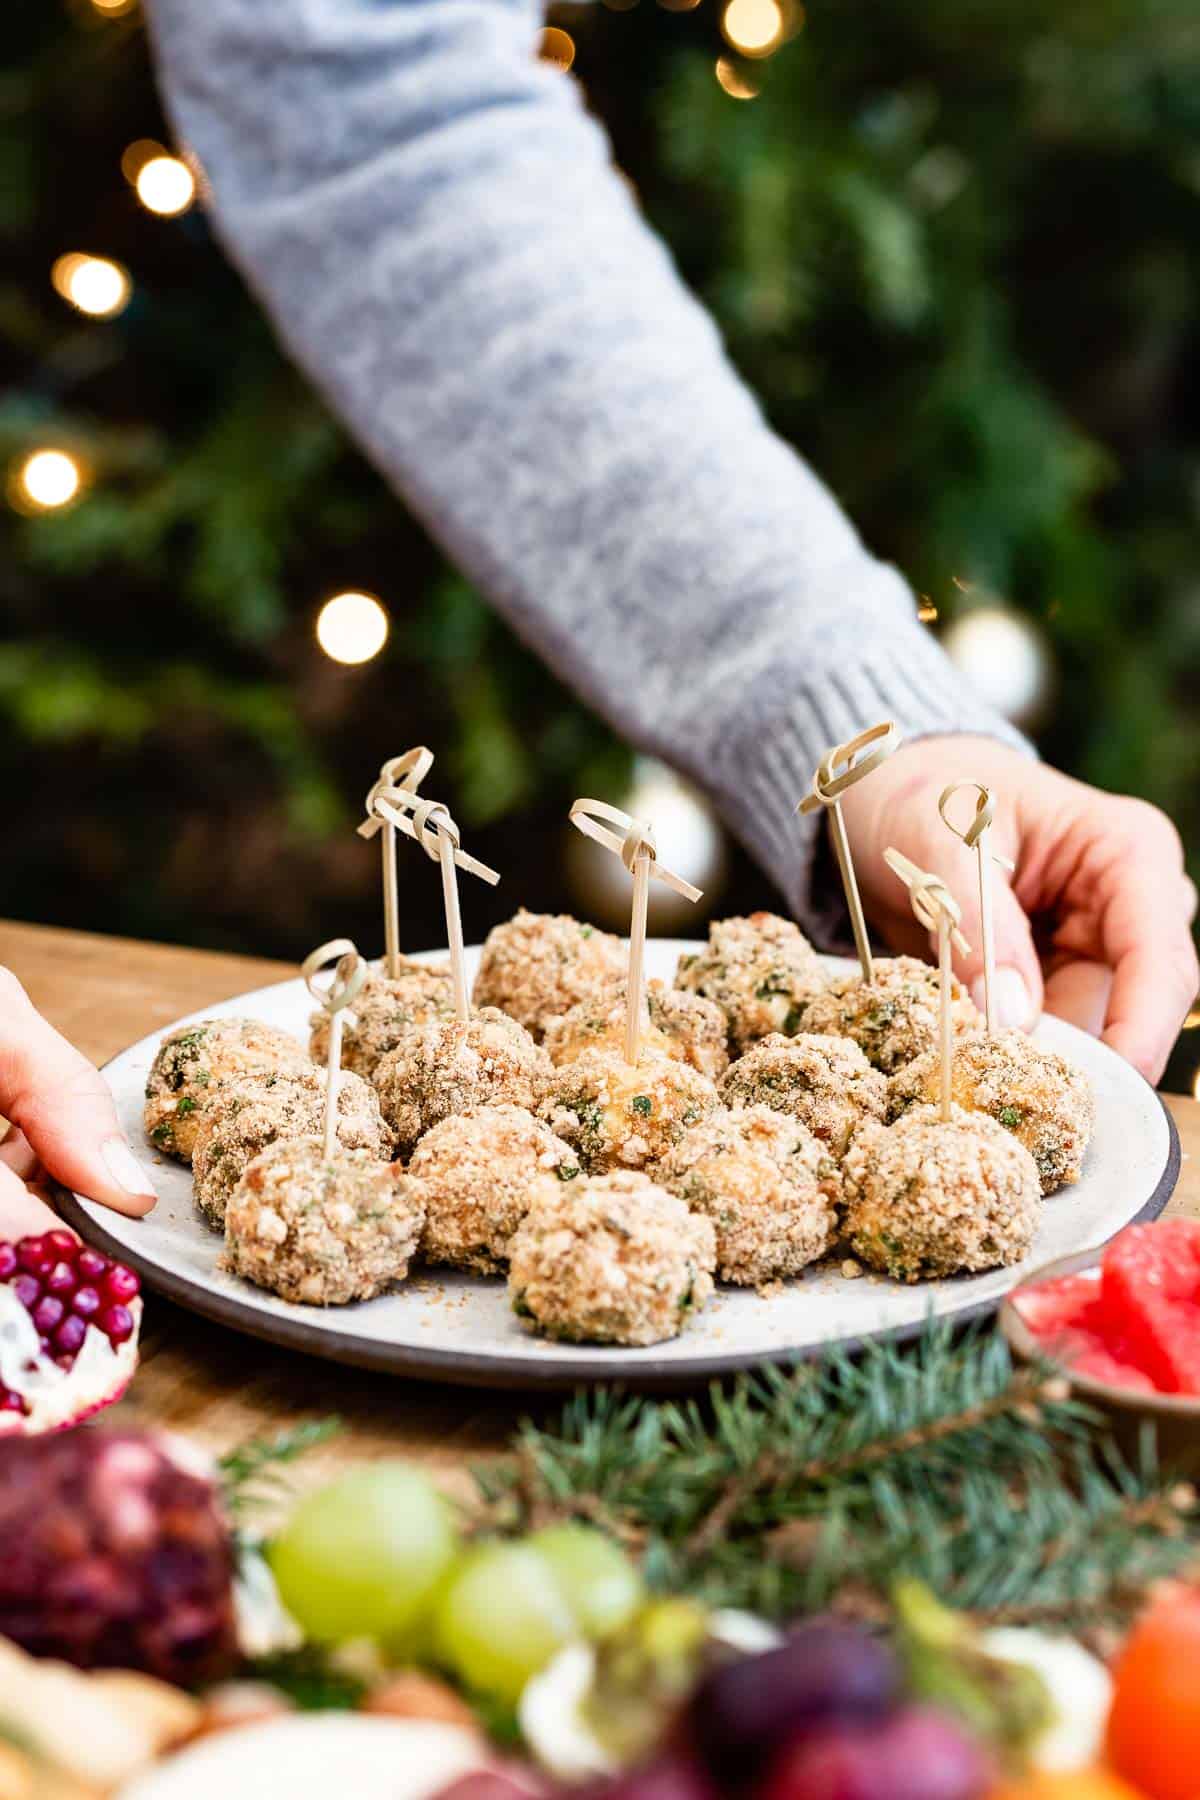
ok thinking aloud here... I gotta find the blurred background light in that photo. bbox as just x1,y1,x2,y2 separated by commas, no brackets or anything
722,0,784,57
50,253,131,318
316,592,390,665
120,138,165,185
135,154,196,217
13,451,83,512
538,27,577,70
715,56,761,98
88,0,137,13
941,605,1052,727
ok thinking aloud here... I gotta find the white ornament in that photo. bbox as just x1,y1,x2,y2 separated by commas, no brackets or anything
941,606,1051,726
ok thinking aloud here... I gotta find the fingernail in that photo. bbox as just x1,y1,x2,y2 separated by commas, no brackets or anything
102,1137,157,1199
972,967,1033,1030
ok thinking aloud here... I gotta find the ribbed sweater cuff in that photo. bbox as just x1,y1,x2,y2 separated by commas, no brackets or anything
704,620,1034,949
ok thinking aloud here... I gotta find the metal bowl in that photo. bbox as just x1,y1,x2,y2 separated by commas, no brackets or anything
999,1247,1200,1462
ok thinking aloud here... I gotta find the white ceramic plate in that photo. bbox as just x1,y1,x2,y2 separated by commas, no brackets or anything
57,944,1178,1389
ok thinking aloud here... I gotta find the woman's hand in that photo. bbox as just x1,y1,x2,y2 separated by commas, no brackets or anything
838,736,1198,1084
0,967,156,1238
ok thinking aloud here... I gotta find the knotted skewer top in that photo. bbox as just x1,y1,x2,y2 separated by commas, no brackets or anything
797,721,899,817
938,781,1015,872
302,937,368,1018
569,798,702,1064
568,798,702,902
883,849,971,956
357,746,434,843
362,787,500,887
302,938,368,1156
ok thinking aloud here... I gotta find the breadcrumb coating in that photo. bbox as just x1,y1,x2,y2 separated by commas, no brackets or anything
144,1017,308,1163
508,1169,716,1346
674,912,827,1054
543,978,730,1081
658,1105,839,1288
407,1104,580,1273
538,1047,720,1172
309,960,454,1079
798,955,981,1073
887,1028,1094,1194
471,909,626,1040
192,1065,394,1228
841,1104,1041,1283
223,1138,424,1306
719,1032,887,1157
372,1007,550,1153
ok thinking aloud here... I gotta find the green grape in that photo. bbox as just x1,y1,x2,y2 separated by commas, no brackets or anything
434,1540,577,1703
527,1524,643,1641
269,1462,459,1644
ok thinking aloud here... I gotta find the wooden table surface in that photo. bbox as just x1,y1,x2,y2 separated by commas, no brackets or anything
2,917,1196,1495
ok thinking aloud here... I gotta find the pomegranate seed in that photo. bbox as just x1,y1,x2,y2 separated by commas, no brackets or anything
0,1390,26,1413
44,1262,77,1299
16,1239,49,1277
104,1265,140,1305
76,1248,108,1281
12,1274,40,1311
53,1314,87,1358
72,1286,101,1320
44,1230,77,1259
99,1304,135,1345
37,1336,51,1357
32,1297,64,1335
0,1244,16,1281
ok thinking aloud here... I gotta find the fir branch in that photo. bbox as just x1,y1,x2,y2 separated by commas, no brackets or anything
477,1323,1200,1636
220,1417,341,1519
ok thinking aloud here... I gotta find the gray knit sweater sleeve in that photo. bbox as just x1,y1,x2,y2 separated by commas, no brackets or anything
144,0,1027,930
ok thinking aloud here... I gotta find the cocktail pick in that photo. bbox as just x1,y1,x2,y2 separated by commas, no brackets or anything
798,721,900,985
569,798,702,1066
368,787,500,1023
938,781,1015,1036
303,938,368,1158
357,748,434,979
883,849,970,1123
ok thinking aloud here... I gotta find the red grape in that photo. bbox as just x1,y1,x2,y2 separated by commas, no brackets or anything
759,1707,991,1800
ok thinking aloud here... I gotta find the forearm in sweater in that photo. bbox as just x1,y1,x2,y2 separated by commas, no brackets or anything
143,0,1029,932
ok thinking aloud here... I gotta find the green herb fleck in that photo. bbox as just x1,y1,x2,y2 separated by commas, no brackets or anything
998,1106,1024,1127
631,1095,653,1117
556,1163,581,1182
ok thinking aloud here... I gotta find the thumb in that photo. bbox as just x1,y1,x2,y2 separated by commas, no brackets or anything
0,969,157,1217
950,869,1043,1033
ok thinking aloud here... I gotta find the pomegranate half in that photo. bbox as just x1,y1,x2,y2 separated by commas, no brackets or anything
0,1231,141,1433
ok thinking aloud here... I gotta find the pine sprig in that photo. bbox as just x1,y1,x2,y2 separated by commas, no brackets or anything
472,1324,1198,1635
219,1417,341,1520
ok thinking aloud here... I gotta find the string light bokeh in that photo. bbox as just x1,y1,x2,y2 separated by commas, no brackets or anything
315,592,391,665
50,253,131,318
12,451,84,512
135,154,196,217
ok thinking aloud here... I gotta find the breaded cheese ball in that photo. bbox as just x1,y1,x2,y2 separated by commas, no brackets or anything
841,1105,1041,1284
223,1138,424,1306
674,912,827,1054
658,1105,839,1288
887,1028,1094,1195
799,955,981,1074
544,979,730,1082
309,959,454,1080
407,1104,580,1274
538,1048,720,1173
192,1065,395,1229
144,1017,308,1163
372,1007,550,1154
719,1032,887,1157
472,909,626,1040
508,1169,716,1346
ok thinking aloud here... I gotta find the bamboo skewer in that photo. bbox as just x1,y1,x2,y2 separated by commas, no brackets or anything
302,938,368,1158
937,781,1015,1035
371,787,500,1024
568,798,702,1066
883,849,970,1123
357,747,434,978
798,721,900,984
